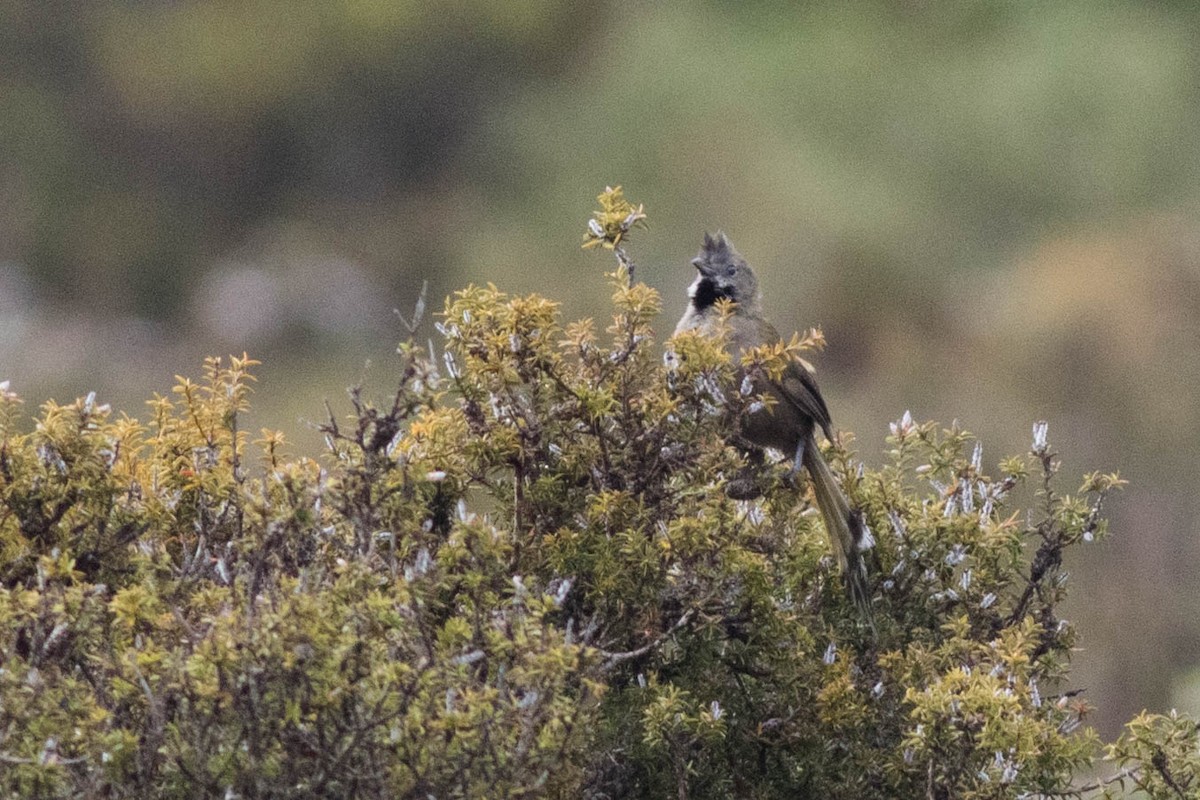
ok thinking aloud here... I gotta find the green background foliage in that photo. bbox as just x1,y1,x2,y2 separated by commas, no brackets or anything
4,0,1200,748
2,254,1194,797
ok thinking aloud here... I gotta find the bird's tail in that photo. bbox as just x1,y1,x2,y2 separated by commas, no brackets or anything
802,436,874,630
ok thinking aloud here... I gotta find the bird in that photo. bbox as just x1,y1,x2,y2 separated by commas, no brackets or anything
674,232,873,624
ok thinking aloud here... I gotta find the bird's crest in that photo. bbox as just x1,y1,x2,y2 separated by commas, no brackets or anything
702,231,731,255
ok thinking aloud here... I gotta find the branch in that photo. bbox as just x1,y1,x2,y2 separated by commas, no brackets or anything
613,244,637,287
596,609,696,668
394,279,429,334
1152,748,1190,800
1039,766,1140,797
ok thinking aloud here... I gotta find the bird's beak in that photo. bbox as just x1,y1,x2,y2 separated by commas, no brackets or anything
691,257,715,277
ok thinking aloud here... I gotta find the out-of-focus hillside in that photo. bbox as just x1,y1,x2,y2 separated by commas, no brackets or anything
3,0,1200,737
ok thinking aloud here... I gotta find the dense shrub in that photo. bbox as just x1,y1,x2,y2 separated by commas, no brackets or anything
1,201,1196,797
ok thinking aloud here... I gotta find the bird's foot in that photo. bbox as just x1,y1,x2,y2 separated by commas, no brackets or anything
782,468,809,492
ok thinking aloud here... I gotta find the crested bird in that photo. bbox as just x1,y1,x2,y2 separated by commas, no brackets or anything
674,232,873,623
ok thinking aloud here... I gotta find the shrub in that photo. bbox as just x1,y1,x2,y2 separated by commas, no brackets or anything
0,192,1194,798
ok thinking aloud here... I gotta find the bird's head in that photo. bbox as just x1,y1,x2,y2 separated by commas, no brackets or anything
689,232,759,311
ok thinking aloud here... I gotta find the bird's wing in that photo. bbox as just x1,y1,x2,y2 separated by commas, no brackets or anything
775,359,834,441
732,314,835,441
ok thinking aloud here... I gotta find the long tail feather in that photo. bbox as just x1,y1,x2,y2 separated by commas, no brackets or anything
802,436,874,631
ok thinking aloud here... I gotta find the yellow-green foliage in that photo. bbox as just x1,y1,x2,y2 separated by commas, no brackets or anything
0,358,595,799
0,262,1192,798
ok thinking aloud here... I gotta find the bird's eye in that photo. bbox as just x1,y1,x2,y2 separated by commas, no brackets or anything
725,266,737,277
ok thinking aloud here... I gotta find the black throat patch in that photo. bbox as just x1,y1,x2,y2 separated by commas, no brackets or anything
692,277,730,310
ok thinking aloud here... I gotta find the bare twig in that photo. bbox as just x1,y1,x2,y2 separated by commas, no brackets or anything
1034,766,1140,797
613,245,637,287
395,280,429,334
596,609,696,668
1152,749,1189,799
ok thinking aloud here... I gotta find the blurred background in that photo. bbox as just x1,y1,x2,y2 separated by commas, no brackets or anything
2,0,1198,739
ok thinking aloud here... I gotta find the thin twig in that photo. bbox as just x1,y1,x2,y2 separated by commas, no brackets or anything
613,245,636,287
1035,766,1139,797
395,280,429,333
596,609,696,668
1152,749,1189,799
